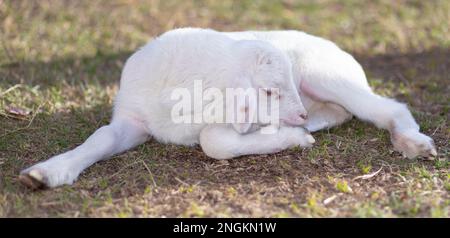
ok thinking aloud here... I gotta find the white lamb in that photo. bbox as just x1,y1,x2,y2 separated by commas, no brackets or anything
19,28,436,189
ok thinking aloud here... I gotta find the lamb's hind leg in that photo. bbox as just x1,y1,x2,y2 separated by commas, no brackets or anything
19,116,149,188
303,98,352,133
300,77,436,159
199,125,315,159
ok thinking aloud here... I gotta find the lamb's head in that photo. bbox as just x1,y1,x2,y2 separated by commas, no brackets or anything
230,40,308,133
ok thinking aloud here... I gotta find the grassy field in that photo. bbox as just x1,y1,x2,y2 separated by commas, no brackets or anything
0,0,448,217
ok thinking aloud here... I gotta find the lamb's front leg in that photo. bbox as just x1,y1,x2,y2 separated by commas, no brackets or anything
199,125,315,159
19,117,149,188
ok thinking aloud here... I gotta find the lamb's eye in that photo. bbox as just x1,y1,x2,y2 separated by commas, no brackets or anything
265,89,272,96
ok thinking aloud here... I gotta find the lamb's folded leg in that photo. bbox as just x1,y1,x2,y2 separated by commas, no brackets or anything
19,116,149,188
303,100,353,132
199,125,315,159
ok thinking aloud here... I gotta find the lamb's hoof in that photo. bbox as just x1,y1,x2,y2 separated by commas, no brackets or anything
391,129,437,159
19,169,47,190
306,134,316,144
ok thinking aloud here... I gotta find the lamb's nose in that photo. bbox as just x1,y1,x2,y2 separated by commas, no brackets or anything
299,113,308,120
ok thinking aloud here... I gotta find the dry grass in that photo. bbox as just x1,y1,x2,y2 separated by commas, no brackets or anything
0,0,448,217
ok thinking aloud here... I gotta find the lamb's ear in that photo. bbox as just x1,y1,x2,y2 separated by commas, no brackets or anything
233,40,274,68
228,77,257,134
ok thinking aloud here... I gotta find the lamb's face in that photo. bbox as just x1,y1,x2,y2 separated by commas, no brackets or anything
230,40,308,132
251,48,308,126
